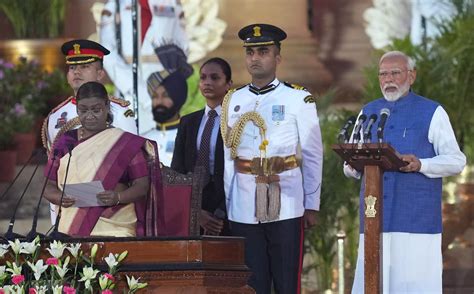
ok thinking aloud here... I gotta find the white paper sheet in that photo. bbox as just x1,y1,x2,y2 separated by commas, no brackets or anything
63,181,105,207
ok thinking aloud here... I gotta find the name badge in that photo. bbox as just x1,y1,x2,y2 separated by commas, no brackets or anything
272,105,285,121
153,5,175,17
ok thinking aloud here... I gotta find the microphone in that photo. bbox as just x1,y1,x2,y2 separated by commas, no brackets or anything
26,149,59,241
0,148,42,201
352,114,367,143
4,150,44,240
337,116,356,143
377,108,391,143
363,114,378,143
49,144,74,240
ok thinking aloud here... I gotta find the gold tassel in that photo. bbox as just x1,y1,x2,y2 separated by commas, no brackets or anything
267,175,281,221
255,175,269,222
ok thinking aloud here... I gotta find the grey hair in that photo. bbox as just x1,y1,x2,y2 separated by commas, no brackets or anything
379,51,416,70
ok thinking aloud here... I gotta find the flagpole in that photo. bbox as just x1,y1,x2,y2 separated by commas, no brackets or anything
131,0,139,133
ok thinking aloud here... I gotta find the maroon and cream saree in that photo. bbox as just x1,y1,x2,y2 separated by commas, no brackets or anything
47,128,163,237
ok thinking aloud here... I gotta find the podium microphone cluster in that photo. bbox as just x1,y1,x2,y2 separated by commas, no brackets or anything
363,114,378,143
337,116,356,143
49,144,74,240
377,108,391,143
4,149,45,241
352,114,367,144
26,149,59,241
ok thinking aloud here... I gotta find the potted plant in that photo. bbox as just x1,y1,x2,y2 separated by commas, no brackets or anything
0,57,70,164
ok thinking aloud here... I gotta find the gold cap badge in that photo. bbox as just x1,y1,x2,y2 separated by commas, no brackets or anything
73,44,81,54
253,26,262,37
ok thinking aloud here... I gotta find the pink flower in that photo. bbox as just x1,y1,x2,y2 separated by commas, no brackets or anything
63,286,76,294
46,257,59,265
0,289,5,294
3,62,14,69
13,103,26,116
11,274,25,285
103,273,115,282
101,290,113,294
29,288,38,294
36,80,47,90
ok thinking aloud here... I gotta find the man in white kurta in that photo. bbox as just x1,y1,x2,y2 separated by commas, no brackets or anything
222,24,323,294
345,51,466,293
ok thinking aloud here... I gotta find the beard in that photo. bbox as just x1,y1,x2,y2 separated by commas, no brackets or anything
381,81,410,101
152,106,177,123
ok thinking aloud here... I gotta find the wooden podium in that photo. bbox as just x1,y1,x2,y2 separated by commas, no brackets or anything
332,143,407,294
74,236,253,293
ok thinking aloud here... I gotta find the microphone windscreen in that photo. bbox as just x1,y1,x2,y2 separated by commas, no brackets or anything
380,108,390,116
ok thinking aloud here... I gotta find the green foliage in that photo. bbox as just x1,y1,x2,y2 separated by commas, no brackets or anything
0,0,65,38
180,64,206,116
304,102,360,289
361,1,474,159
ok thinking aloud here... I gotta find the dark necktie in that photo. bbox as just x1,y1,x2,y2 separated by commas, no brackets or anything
197,109,217,176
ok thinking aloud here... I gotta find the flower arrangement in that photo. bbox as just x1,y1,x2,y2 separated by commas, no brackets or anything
0,56,71,149
0,237,148,293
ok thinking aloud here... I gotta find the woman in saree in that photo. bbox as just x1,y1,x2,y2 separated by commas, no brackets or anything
44,81,162,237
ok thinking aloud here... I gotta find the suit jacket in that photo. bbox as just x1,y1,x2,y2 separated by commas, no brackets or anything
171,109,225,214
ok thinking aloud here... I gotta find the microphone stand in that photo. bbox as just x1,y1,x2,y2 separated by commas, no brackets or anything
26,151,58,241
0,149,40,201
4,155,42,241
49,147,73,240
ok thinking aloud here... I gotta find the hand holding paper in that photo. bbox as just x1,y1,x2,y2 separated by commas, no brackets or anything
63,181,105,207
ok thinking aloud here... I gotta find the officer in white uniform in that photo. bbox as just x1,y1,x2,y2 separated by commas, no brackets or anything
221,24,323,294
42,39,137,223
100,0,188,134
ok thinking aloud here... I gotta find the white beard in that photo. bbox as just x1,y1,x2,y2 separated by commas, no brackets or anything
382,82,410,101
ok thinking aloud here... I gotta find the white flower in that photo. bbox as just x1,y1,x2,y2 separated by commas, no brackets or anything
6,262,22,275
126,275,148,292
52,285,63,294
31,285,48,294
46,240,66,259
104,253,118,269
80,266,100,289
3,284,24,294
0,244,9,258
0,265,5,275
90,243,98,260
117,250,128,262
54,256,70,279
8,239,23,255
20,237,40,255
66,243,82,258
27,259,48,280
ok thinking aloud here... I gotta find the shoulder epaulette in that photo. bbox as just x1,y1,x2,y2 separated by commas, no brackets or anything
304,95,316,104
109,95,131,107
50,96,74,114
284,81,308,91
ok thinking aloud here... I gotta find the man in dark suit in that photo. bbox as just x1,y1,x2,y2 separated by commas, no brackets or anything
171,57,232,235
